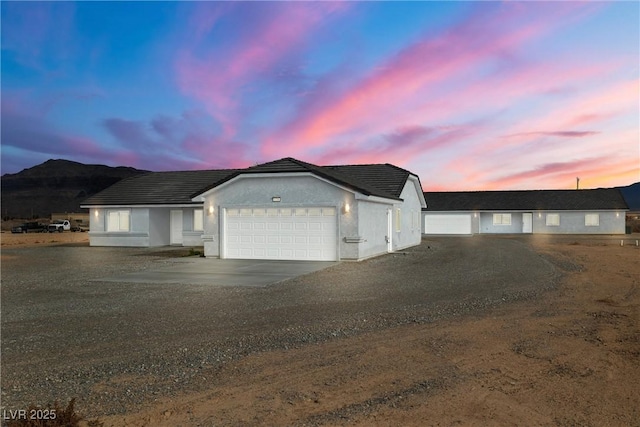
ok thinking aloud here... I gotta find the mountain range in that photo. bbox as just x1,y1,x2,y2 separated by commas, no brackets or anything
1,159,639,220
1,159,147,219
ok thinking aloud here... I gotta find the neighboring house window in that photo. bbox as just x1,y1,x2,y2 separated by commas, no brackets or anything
107,210,130,232
194,209,204,231
493,213,511,225
396,208,401,232
546,213,560,226
585,213,599,226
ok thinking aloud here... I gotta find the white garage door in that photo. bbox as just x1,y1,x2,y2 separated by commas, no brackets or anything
424,214,472,235
224,207,338,261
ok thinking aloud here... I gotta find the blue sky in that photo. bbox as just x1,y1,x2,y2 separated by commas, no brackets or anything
1,1,638,190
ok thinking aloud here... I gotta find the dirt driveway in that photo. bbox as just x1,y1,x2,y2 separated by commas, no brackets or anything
1,235,638,426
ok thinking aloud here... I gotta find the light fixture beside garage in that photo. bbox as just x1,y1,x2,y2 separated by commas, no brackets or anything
343,202,351,214
208,205,214,215
272,196,281,202
94,209,99,218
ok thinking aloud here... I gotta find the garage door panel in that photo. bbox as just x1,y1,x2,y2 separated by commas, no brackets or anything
225,207,337,261
424,214,472,235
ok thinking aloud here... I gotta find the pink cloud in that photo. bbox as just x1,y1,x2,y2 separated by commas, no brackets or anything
314,122,483,167
503,131,600,139
261,2,601,159
486,157,640,190
175,3,348,140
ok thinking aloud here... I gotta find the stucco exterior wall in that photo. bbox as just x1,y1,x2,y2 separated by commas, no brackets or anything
356,200,391,260
89,206,207,247
88,207,151,247
201,175,353,259
393,179,424,250
424,210,626,235
479,212,527,234
532,211,625,234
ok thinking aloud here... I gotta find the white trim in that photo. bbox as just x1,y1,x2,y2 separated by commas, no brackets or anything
354,193,397,205
82,203,203,209
407,175,427,208
192,172,365,200
193,209,204,231
546,213,560,226
585,213,600,226
493,213,512,225
106,209,131,232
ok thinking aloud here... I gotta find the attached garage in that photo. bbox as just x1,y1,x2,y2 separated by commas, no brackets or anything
224,207,338,261
424,214,472,235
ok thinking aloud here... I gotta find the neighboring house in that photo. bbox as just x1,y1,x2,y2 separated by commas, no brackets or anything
422,189,628,235
81,158,426,261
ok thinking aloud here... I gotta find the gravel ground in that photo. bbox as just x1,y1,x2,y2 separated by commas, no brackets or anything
1,237,560,417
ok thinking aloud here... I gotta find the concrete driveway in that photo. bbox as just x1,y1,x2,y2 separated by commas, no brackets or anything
94,257,339,287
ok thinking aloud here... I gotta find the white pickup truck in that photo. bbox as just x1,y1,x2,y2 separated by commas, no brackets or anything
48,220,72,232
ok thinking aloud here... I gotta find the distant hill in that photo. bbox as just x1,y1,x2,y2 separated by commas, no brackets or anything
618,182,640,211
1,159,147,219
2,159,638,219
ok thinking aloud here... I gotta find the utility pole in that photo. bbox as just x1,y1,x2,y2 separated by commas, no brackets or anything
576,177,580,190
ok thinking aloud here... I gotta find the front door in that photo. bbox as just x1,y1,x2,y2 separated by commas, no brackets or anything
522,212,533,233
170,210,183,245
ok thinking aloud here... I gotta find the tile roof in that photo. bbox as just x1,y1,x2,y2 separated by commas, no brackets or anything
423,189,629,211
195,158,409,200
83,157,417,206
82,169,237,205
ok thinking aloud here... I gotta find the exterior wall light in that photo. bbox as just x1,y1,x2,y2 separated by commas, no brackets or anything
344,203,351,214
94,209,99,217
538,212,542,218
616,212,620,217
208,205,214,215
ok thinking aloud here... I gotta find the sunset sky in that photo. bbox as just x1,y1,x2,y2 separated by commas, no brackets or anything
2,1,638,190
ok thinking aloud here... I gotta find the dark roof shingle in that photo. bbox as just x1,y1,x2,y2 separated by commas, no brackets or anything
82,158,418,206
82,169,237,205
423,189,629,211
192,157,408,200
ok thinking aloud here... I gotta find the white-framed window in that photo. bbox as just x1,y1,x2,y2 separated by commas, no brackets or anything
396,208,401,232
107,210,130,232
493,213,511,225
193,209,204,231
546,213,560,226
585,213,599,226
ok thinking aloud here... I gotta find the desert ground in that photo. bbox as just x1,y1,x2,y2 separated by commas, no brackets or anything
1,232,638,426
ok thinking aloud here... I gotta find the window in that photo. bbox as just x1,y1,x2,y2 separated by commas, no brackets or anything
107,210,130,232
396,208,401,232
193,209,204,231
546,213,560,226
585,213,599,226
493,213,511,225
